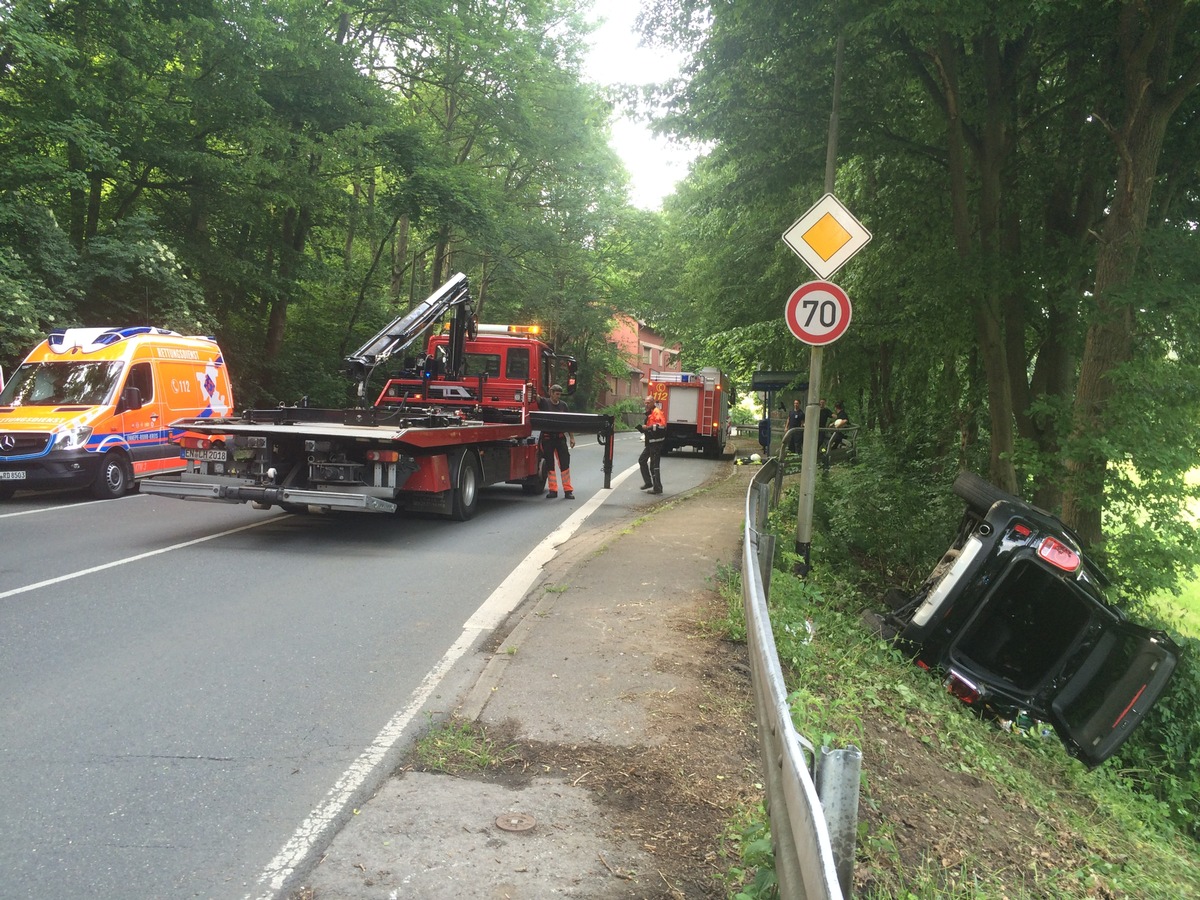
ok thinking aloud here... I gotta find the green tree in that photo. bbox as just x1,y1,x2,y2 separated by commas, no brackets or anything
640,0,1200,587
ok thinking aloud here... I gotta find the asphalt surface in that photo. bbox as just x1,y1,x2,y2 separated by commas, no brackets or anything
295,446,753,899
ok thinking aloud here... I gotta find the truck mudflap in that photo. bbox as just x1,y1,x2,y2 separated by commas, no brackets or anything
139,478,398,513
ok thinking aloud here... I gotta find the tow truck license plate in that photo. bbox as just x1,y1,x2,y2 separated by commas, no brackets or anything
183,448,227,462
0,470,26,480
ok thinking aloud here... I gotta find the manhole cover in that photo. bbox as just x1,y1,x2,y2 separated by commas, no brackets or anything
495,812,536,832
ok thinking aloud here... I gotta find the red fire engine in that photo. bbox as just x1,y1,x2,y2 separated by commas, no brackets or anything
648,367,730,459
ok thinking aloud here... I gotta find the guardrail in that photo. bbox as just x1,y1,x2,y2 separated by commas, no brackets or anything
743,458,861,898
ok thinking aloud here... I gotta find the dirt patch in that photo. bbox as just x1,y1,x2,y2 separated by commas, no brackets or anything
408,619,762,898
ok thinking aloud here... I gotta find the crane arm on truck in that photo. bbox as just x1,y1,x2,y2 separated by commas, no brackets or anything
343,272,476,401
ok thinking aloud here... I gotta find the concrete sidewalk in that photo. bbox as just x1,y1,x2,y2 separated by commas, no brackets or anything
297,454,761,899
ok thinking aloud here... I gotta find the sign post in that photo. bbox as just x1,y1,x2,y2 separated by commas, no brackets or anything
782,194,870,575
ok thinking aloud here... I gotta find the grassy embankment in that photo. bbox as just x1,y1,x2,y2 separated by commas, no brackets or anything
716,470,1200,900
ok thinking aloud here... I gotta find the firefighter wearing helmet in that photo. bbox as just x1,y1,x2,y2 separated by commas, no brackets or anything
636,394,667,494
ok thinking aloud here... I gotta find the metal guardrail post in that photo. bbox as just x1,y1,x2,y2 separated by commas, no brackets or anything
817,745,862,897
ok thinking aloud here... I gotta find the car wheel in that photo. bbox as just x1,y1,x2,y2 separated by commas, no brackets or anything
92,450,130,499
451,451,482,521
0,483,16,500
952,470,1024,514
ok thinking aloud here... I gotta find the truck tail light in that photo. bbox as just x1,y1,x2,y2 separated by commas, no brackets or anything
366,450,400,462
179,436,211,450
1037,536,1080,572
945,670,982,704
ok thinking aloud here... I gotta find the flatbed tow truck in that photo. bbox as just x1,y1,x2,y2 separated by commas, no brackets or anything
140,273,614,519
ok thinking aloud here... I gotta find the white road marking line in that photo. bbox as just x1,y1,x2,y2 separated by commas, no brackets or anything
0,516,283,601
248,462,643,898
0,493,141,519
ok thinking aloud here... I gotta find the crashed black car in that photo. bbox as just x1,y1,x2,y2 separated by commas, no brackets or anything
881,471,1179,767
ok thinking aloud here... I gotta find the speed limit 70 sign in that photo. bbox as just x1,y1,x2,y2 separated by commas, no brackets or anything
784,280,852,346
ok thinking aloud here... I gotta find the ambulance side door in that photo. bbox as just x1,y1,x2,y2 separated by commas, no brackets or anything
117,361,173,473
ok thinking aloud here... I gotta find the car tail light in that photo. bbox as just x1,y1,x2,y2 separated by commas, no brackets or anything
1037,535,1081,572
366,450,399,462
945,670,982,704
179,436,211,450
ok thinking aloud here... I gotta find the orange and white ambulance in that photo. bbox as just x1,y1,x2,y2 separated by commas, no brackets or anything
0,326,233,500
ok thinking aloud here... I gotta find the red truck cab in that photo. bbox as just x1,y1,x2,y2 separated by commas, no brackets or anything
375,324,574,419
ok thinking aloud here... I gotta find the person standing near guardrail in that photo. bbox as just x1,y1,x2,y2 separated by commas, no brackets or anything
828,400,850,451
786,399,804,452
637,394,667,494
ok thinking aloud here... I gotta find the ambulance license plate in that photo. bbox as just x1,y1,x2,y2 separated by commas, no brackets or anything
0,470,26,480
183,448,227,462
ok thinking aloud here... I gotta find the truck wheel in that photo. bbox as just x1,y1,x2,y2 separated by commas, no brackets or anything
451,452,482,521
703,440,719,459
952,470,1023,514
521,456,548,494
92,450,130,499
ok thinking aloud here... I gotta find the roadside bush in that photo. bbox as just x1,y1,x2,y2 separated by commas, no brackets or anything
804,437,967,587
598,396,644,431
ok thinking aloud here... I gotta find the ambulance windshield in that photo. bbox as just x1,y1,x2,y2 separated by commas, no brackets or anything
0,361,125,407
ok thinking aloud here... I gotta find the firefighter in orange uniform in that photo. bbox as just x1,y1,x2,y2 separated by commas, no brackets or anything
637,394,667,494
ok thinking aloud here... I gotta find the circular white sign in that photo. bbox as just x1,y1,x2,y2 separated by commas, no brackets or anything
784,281,852,346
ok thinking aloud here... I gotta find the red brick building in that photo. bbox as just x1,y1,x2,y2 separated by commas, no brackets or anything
598,313,682,408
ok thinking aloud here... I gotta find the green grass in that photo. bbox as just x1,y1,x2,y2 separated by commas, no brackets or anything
413,719,516,775
1150,567,1200,639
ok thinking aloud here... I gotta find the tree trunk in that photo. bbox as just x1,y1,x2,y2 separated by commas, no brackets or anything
1061,0,1200,548
391,216,410,304
937,31,1018,491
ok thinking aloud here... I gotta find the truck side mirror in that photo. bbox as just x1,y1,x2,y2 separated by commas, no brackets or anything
119,386,143,412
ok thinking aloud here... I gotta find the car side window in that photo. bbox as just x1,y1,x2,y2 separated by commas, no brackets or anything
126,362,154,403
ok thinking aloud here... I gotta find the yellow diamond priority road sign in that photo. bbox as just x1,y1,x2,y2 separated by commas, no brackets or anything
782,193,872,279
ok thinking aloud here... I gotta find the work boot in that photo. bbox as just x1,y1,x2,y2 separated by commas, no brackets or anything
651,488,663,494
546,491,557,499
639,483,653,490
563,491,575,500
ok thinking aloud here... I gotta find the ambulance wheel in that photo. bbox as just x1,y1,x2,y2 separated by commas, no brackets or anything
93,451,130,499
451,452,482,521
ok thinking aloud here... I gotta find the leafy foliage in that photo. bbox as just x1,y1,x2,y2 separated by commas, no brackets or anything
636,0,1200,598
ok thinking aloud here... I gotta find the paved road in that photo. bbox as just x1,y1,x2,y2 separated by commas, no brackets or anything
0,433,719,899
